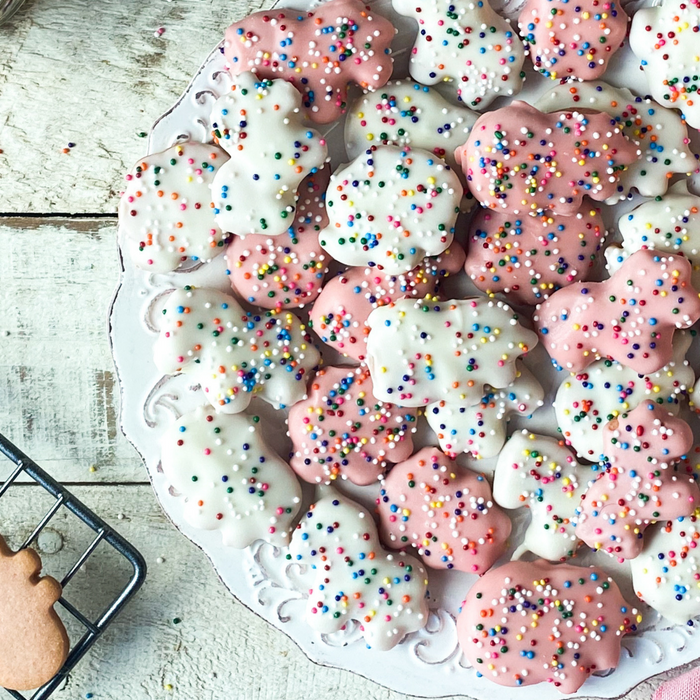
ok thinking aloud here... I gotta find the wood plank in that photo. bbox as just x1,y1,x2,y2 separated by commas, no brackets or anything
0,218,145,482
0,0,274,214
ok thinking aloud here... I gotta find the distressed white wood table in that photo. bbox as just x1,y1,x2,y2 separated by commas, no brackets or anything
0,1,684,697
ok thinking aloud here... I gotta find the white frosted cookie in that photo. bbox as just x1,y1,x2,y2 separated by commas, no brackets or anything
344,80,477,178
393,0,525,110
631,512,700,625
319,145,462,273
119,142,229,272
555,331,694,461
288,494,429,650
210,72,328,236
606,181,700,289
161,405,302,548
535,81,695,202
154,286,320,413
366,297,538,409
630,0,700,130
425,361,544,461
493,430,590,561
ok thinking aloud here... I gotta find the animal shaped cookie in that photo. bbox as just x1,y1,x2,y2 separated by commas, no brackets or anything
119,142,229,272
161,405,302,547
226,169,330,309
393,0,526,109
630,511,700,625
153,286,320,413
287,365,419,485
493,431,590,561
288,494,429,650
319,145,462,273
555,331,695,461
366,297,538,408
606,181,700,289
0,537,69,691
535,81,695,202
456,101,640,216
519,0,628,80
464,201,607,305
376,446,512,573
630,0,700,130
457,559,641,692
534,249,700,375
224,0,396,124
426,361,544,460
211,73,328,237
309,242,466,362
576,401,700,560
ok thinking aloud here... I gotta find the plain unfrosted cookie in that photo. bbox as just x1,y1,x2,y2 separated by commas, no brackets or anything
288,494,429,650
535,81,695,203
519,0,628,80
0,537,69,691
225,169,330,309
493,431,590,561
555,331,695,461
287,365,418,485
319,145,462,273
457,101,640,216
309,242,466,362
606,181,700,289
161,405,302,547
210,73,328,237
630,0,700,130
119,142,229,272
366,297,538,408
224,0,396,124
464,201,606,305
425,361,544,460
534,249,700,375
376,446,512,573
576,401,700,561
393,0,525,109
153,286,320,413
457,559,641,692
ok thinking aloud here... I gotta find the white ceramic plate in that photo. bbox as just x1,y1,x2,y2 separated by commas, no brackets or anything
110,0,700,696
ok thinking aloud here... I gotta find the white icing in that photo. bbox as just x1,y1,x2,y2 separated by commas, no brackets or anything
210,72,328,236
535,81,695,202
492,430,590,561
555,331,694,461
289,494,429,650
393,0,525,109
425,360,544,461
366,297,538,408
160,405,302,547
319,145,462,273
153,286,320,413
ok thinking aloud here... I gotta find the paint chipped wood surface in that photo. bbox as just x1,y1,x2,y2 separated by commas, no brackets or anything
0,0,682,697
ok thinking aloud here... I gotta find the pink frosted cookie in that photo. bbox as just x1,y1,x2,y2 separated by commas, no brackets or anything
457,559,641,692
576,401,700,561
224,0,395,124
465,201,606,305
309,242,466,362
376,446,512,573
289,494,429,650
519,0,628,80
226,169,330,309
287,366,418,486
456,101,639,216
119,142,229,272
534,249,700,375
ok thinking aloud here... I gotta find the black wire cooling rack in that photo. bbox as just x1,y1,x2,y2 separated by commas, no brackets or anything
0,432,147,700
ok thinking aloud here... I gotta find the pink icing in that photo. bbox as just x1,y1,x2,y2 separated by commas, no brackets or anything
376,447,511,573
